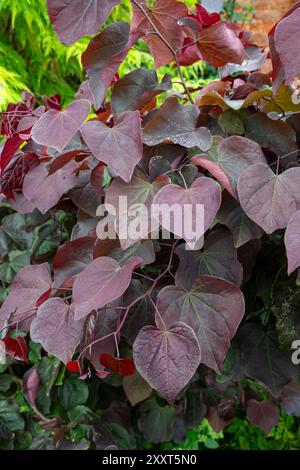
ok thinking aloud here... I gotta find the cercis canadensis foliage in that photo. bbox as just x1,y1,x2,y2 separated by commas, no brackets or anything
1,0,300,437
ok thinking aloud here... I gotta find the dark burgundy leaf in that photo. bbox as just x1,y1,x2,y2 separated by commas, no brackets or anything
111,69,172,116
81,111,143,182
237,324,300,397
23,160,79,214
0,263,52,332
0,135,25,174
153,177,221,248
280,381,300,417
0,152,39,193
47,0,120,45
73,256,142,320
23,367,40,406
217,194,264,248
123,372,152,406
175,229,243,289
53,236,95,288
133,322,201,404
246,399,279,434
30,299,84,364
31,99,90,152
143,97,212,151
197,22,244,67
156,276,245,373
238,163,300,234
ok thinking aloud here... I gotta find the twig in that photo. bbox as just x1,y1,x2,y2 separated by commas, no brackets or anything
131,0,193,104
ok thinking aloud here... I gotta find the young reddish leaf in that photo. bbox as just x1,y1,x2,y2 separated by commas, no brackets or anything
30,299,84,364
105,169,169,248
156,276,245,373
153,177,221,248
66,361,81,373
73,256,142,320
192,136,266,198
143,97,212,151
246,400,279,434
81,303,120,374
23,367,40,406
48,149,90,175
53,236,95,288
284,211,300,275
123,372,152,406
99,353,136,376
0,152,39,193
22,160,79,214
81,110,143,183
237,324,299,397
31,99,90,152
132,0,188,68
0,263,52,332
0,135,25,174
133,322,201,405
197,22,245,67
111,68,172,116
4,336,28,363
175,229,243,289
191,4,221,27
217,194,264,248
238,163,300,234
47,0,120,45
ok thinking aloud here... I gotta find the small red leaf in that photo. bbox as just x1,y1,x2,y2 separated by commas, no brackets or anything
66,361,81,373
99,353,136,377
4,336,28,363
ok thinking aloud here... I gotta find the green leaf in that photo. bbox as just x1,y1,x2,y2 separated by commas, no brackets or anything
0,400,24,432
59,376,89,410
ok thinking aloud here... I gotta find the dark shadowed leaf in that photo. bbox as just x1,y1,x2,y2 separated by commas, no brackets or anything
53,236,95,288
284,211,300,275
246,399,279,434
47,0,120,45
31,99,90,152
245,112,297,159
175,229,243,289
0,263,52,332
156,276,244,373
237,324,300,397
193,136,266,198
59,375,89,410
30,299,84,364
73,256,142,320
111,69,172,116
143,97,212,151
280,381,300,417
133,322,201,404
238,163,300,234
22,160,79,214
137,399,176,444
81,111,143,182
123,372,152,406
217,194,264,248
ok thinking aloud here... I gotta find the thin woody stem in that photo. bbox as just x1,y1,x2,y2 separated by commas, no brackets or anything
131,0,194,104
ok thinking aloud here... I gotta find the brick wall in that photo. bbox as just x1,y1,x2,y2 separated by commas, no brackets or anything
240,0,296,46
